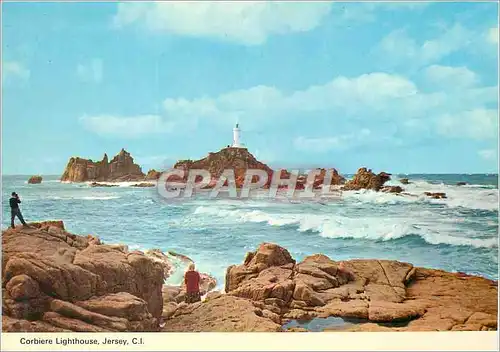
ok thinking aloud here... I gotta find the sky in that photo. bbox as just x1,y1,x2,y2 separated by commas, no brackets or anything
1,1,499,175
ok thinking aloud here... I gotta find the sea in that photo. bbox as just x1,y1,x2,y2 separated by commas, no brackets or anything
2,174,498,288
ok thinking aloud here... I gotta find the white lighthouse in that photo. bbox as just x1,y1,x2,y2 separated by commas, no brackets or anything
232,123,241,148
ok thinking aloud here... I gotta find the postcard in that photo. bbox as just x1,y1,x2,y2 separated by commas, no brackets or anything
1,1,498,351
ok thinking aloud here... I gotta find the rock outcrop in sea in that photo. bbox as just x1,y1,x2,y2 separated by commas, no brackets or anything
58,146,402,194
131,183,156,188
174,147,274,188
27,175,43,184
89,182,118,188
2,222,165,332
400,178,410,185
381,185,404,193
60,149,145,182
343,167,391,191
2,225,497,332
424,192,447,199
173,147,345,189
145,169,162,180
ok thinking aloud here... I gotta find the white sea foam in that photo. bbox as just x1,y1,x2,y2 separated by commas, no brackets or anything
46,195,121,201
81,196,121,200
84,181,157,188
128,244,148,252
192,206,498,249
341,179,498,211
341,189,417,205
23,179,62,184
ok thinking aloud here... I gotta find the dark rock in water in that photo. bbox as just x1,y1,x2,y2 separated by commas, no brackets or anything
424,192,447,199
401,192,418,197
381,186,404,193
400,178,410,185
298,168,345,189
145,169,162,181
131,183,155,188
89,182,118,188
28,175,43,184
456,182,467,186
168,251,194,263
343,167,391,191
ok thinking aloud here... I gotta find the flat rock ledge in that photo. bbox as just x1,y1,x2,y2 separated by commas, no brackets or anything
162,243,497,332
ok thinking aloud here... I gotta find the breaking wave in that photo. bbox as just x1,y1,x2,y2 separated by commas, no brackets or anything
338,179,498,212
193,206,498,249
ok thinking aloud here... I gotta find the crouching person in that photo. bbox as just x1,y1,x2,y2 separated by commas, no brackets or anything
184,263,201,304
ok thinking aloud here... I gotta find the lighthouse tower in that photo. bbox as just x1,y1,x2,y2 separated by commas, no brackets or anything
232,123,241,148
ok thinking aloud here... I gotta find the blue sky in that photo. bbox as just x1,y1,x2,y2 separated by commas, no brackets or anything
2,1,499,175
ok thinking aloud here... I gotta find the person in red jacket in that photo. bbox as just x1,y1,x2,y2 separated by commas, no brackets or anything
184,263,201,304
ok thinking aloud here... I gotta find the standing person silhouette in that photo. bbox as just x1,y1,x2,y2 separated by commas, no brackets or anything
10,192,28,228
184,263,201,304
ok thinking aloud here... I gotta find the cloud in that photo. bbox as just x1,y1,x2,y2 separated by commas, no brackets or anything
436,109,498,140
76,59,103,83
113,2,332,45
488,27,499,44
478,149,497,160
2,61,30,81
155,67,497,150
160,70,496,124
79,114,174,137
294,128,408,153
162,73,419,128
423,65,479,89
374,24,474,69
82,64,496,146
162,85,288,128
336,2,429,23
294,129,372,152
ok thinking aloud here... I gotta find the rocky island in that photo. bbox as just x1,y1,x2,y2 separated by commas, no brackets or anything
2,222,496,332
58,146,443,199
60,149,149,183
171,149,446,199
173,147,345,189
27,175,43,184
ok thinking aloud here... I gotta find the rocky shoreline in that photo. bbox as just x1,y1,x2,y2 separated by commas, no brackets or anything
2,222,497,332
